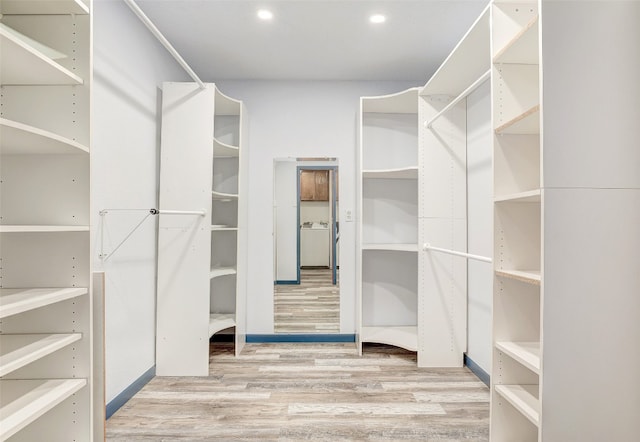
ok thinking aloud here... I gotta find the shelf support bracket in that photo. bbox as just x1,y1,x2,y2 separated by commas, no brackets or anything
99,208,205,261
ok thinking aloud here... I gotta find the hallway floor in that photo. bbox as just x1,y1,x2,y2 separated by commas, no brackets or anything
106,342,489,441
274,268,340,333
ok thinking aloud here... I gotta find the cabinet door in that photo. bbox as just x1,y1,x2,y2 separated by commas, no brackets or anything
300,170,316,201
314,170,329,201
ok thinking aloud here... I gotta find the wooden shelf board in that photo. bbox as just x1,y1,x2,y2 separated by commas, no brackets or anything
0,288,88,319
0,333,82,377
362,167,418,180
362,243,418,253
361,87,419,114
210,267,237,280
0,25,83,86
0,378,86,441
421,5,490,96
212,190,239,200
495,105,540,135
361,326,418,352
495,341,540,374
209,313,236,337
495,269,541,286
213,138,239,157
211,225,238,231
0,0,89,15
493,15,539,64
0,225,89,233
0,118,89,155
495,384,540,427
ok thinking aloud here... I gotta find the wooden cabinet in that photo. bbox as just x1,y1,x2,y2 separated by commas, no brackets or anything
300,170,329,201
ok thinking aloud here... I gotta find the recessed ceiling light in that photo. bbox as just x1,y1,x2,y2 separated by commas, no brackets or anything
369,14,386,24
257,9,273,21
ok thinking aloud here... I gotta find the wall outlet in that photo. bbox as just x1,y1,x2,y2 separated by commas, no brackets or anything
345,209,354,222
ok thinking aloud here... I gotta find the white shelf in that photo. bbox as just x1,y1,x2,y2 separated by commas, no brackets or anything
214,138,239,157
362,167,418,180
0,24,83,86
0,378,87,441
362,243,418,253
495,269,541,286
211,225,238,231
0,225,90,233
361,326,418,352
494,15,539,64
494,189,541,203
495,384,540,427
215,88,241,116
361,88,419,114
0,288,88,319
0,333,82,377
495,105,540,135
212,190,239,200
421,5,490,96
209,313,236,337
0,118,89,155
495,341,540,374
210,267,237,280
0,0,89,15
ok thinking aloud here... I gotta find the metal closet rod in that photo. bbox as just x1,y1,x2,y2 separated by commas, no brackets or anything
99,208,206,216
423,243,492,263
123,0,205,89
423,69,491,129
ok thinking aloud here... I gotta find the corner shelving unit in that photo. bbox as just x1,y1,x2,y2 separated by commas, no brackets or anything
418,4,491,368
357,87,420,357
0,0,97,440
209,88,245,351
157,83,247,376
490,2,541,440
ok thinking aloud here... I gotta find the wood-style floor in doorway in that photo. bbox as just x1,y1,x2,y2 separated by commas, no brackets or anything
106,342,489,441
274,268,339,333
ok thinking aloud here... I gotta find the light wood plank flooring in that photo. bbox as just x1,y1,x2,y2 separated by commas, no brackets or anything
106,343,489,441
274,269,339,333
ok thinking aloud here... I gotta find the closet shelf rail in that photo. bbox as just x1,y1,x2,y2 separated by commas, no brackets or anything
99,208,206,261
423,243,492,263
423,69,491,129
123,0,205,89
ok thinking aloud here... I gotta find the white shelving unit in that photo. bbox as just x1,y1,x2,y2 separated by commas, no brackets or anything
209,88,245,347
491,2,542,439
156,83,248,376
0,0,98,440
418,4,491,368
357,88,420,356
490,1,640,440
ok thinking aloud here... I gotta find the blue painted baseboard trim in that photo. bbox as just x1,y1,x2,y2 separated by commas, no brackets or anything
464,354,490,387
106,365,155,420
274,280,299,285
247,334,355,343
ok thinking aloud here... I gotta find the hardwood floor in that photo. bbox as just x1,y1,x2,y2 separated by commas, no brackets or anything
106,343,489,441
274,268,340,333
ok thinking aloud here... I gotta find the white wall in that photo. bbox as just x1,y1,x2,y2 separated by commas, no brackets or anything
92,0,189,402
274,159,297,281
466,81,493,373
216,81,419,334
